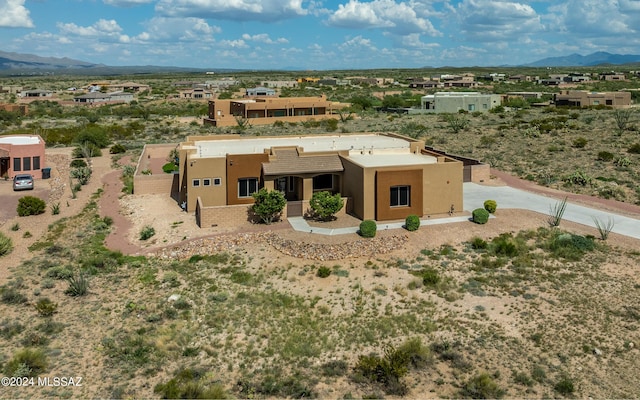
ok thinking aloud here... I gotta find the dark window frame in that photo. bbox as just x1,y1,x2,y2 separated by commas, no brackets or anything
390,185,411,207
238,177,258,198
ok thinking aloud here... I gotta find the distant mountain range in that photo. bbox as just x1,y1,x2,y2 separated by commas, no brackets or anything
523,51,640,67
2,50,640,74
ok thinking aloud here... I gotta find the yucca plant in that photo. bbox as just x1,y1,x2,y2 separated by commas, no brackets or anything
592,216,615,240
547,197,567,227
0,232,13,257
65,272,89,297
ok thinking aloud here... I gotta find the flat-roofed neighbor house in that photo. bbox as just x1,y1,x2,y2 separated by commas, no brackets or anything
554,90,631,108
421,92,502,113
73,91,134,104
202,95,339,127
178,133,463,227
0,134,45,179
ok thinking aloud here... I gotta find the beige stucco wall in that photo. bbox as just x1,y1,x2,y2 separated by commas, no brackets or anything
134,174,176,195
422,159,464,216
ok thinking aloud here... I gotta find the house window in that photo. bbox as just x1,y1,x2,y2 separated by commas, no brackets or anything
238,178,258,198
482,103,488,109
606,100,613,105
33,156,40,170
468,104,475,111
203,178,211,186
213,177,222,186
390,186,410,207
288,176,296,192
192,179,200,187
23,157,31,171
13,157,21,172
313,174,333,191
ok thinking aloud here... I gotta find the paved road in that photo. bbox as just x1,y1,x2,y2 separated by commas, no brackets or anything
289,183,639,239
463,182,639,240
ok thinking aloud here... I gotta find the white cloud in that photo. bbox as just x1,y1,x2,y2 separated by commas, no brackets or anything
0,0,34,28
339,35,378,51
327,0,440,36
155,0,307,22
142,17,220,42
218,39,248,48
547,0,636,36
103,0,154,6
57,19,123,37
241,33,288,44
454,0,544,41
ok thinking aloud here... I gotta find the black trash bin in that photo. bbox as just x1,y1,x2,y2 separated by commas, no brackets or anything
42,167,51,179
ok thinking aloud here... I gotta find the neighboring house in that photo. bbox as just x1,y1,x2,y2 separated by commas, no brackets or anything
177,133,463,225
179,88,215,99
87,81,150,92
409,80,443,89
600,73,626,81
245,87,276,97
0,134,45,179
203,95,339,127
421,92,502,113
205,78,240,89
18,89,53,98
0,103,28,115
73,91,134,104
261,80,298,88
554,90,631,108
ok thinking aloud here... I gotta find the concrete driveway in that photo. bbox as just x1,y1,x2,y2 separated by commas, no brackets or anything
0,180,51,222
463,182,640,240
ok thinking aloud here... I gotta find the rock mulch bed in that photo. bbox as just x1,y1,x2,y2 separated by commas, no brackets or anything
150,232,409,261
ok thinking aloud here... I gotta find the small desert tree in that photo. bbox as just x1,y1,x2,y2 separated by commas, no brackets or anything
310,191,344,221
445,113,469,134
251,188,286,224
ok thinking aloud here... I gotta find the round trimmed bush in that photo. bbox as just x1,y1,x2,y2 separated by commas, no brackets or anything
472,208,490,224
359,220,377,238
70,159,87,168
17,196,46,216
109,143,127,154
405,214,420,231
483,200,497,214
316,266,331,278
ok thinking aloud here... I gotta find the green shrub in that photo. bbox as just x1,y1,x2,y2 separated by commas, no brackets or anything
316,266,331,278
627,143,640,154
3,348,48,377
483,200,497,214
162,162,178,173
50,202,60,215
460,372,505,399
472,208,490,224
554,375,575,395
359,220,377,238
70,166,92,185
405,215,420,231
251,188,286,224
420,268,440,286
140,226,156,241
1,286,27,304
109,143,127,154
34,298,58,317
309,191,344,221
572,137,588,148
17,196,46,216
597,151,614,161
0,232,13,257
154,368,228,399
69,159,87,168
470,237,488,250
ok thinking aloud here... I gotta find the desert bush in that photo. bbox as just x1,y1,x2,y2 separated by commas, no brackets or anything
251,188,286,224
316,266,331,278
70,166,92,185
34,298,58,317
309,191,344,221
72,142,102,159
65,272,89,296
404,215,420,231
472,208,490,224
139,226,156,241
548,232,595,260
50,202,60,215
592,216,615,240
3,348,48,378
597,151,614,162
483,200,497,214
420,268,440,286
154,368,228,399
628,143,640,154
554,375,575,395
17,196,46,216
1,286,27,304
109,143,127,154
359,220,377,238
470,237,488,250
45,265,74,280
321,360,349,377
613,156,631,167
564,170,592,186
490,233,520,257
572,137,588,148
0,232,13,257
460,372,506,399
162,162,178,173
69,159,87,168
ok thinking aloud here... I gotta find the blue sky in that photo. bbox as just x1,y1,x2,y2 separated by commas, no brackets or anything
1,0,640,70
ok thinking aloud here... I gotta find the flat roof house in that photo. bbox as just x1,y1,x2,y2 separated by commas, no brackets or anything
554,90,631,108
178,133,463,226
202,95,339,127
421,92,502,113
0,134,45,179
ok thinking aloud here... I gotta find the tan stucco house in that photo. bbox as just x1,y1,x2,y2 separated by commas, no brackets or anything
0,134,46,179
178,133,463,226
